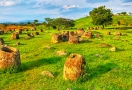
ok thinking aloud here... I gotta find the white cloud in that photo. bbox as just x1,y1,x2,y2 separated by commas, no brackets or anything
0,0,22,6
63,5,79,10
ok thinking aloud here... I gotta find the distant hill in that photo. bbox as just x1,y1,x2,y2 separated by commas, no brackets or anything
1,20,43,24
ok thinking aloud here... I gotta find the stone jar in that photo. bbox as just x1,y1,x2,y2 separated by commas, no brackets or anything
63,54,85,81
0,45,21,69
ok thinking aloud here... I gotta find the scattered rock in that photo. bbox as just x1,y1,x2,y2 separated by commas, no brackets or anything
77,29,85,36
0,45,21,69
56,50,67,56
83,31,92,38
0,30,4,35
113,37,120,40
106,31,111,35
10,33,19,40
122,34,127,36
109,47,116,52
99,43,111,48
34,32,39,35
68,35,79,44
41,70,54,78
69,31,75,37
79,37,88,42
63,54,86,81
95,34,101,38
0,38,4,45
62,31,69,42
39,29,43,32
15,42,21,46
24,33,34,39
51,33,62,43
66,88,72,90
115,32,121,36
16,30,22,34
44,45,51,49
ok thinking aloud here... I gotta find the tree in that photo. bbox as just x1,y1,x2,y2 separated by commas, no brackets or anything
44,18,54,29
33,20,38,26
120,12,127,15
52,18,75,30
27,21,31,26
89,6,113,28
128,12,132,16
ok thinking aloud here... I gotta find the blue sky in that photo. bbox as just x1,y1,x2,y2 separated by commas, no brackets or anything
0,0,132,22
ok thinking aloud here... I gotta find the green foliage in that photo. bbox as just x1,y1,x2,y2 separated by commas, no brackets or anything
43,17,75,29
52,18,75,29
89,6,113,27
117,12,128,16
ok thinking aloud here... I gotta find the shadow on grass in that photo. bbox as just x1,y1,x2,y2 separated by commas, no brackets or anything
20,56,62,72
88,63,118,80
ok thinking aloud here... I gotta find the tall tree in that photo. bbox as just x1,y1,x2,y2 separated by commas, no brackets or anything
33,20,38,26
89,6,113,28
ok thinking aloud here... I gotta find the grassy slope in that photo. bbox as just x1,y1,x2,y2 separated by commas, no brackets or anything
74,16,95,28
0,28,132,90
74,15,132,28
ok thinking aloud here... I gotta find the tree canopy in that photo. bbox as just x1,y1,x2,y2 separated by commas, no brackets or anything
89,6,113,28
44,17,75,30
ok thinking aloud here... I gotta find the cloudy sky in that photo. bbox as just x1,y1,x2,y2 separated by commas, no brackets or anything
0,0,132,22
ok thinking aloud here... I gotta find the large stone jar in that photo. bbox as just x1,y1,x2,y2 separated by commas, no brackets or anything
63,54,85,81
0,45,21,69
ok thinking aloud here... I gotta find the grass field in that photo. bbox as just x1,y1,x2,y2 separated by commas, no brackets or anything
0,28,132,90
74,16,132,29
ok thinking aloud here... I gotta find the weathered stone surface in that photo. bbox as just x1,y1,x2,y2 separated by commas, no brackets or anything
79,37,88,43
0,38,4,45
62,31,69,41
39,29,43,32
24,33,34,39
41,70,54,78
77,29,85,36
44,45,51,49
115,32,121,36
0,30,4,35
34,32,39,35
95,34,101,38
68,35,79,44
51,33,62,43
56,50,67,56
16,30,22,34
110,47,116,52
99,43,111,48
66,88,72,90
94,27,99,30
63,54,85,81
106,31,111,35
0,45,21,69
69,31,74,37
83,31,92,38
15,42,21,46
10,33,19,40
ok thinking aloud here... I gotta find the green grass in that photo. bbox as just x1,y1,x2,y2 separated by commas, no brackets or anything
74,16,132,29
0,29,132,90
